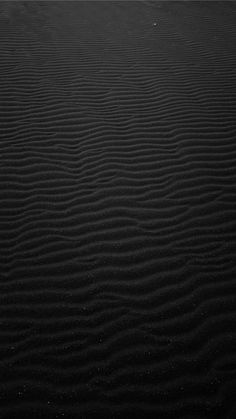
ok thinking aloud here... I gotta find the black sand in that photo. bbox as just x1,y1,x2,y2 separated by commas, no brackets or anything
0,1,236,418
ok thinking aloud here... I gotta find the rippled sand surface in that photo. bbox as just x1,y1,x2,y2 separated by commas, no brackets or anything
0,2,236,418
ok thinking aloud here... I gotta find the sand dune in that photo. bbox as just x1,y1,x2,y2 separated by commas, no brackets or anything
0,1,236,418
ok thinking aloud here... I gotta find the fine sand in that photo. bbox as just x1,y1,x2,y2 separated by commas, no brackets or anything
0,1,236,418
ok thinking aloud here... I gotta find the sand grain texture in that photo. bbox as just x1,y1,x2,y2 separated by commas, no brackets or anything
0,1,236,418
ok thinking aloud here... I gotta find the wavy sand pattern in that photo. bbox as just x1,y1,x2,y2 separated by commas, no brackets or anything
0,2,236,418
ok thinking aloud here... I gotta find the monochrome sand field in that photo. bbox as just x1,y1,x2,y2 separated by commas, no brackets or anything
0,2,236,418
